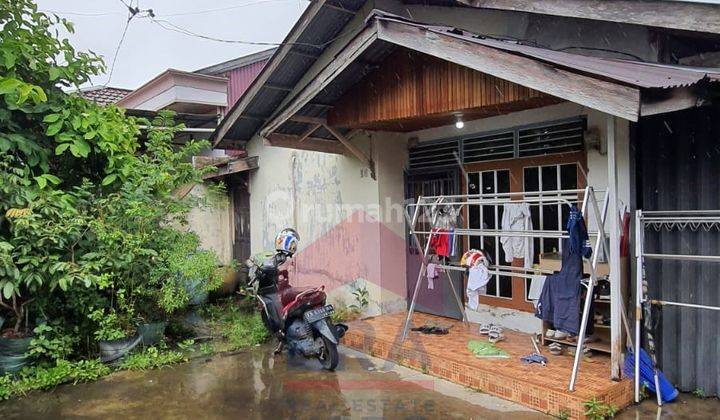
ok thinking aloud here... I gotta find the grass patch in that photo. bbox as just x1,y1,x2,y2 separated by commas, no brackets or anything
203,301,268,352
119,346,186,371
0,359,110,401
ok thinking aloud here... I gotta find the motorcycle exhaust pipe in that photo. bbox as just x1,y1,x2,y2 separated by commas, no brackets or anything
335,323,348,339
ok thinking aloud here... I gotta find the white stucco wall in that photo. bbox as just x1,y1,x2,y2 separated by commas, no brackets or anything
245,132,408,316
185,183,234,265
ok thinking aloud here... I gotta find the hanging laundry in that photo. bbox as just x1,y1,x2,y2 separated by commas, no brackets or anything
466,264,490,312
429,228,453,257
467,264,490,291
527,275,547,306
535,205,591,335
426,262,440,290
431,202,460,230
500,202,534,268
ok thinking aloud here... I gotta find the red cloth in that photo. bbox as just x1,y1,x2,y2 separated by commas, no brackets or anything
430,228,451,257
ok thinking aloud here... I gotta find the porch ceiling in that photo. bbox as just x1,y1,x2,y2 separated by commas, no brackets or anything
214,10,720,152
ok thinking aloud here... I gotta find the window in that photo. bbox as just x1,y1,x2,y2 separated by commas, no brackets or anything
523,163,580,300
409,118,585,170
467,169,512,298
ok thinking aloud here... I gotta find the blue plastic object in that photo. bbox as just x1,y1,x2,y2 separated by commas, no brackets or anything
624,347,678,403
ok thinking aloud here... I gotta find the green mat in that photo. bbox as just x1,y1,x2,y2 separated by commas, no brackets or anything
467,340,509,358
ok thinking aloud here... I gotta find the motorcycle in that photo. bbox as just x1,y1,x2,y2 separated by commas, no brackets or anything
245,251,348,370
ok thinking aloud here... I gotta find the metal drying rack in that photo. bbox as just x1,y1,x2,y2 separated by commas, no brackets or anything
634,210,720,405
403,186,612,391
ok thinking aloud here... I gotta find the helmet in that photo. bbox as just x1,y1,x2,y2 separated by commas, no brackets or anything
275,228,300,255
461,249,490,268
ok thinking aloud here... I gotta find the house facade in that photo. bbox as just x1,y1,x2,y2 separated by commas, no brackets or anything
211,0,720,397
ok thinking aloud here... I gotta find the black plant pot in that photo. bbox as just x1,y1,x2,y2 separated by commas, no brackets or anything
98,335,142,363
0,336,32,375
137,321,168,346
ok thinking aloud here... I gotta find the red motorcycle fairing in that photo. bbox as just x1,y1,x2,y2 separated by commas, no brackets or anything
281,285,326,319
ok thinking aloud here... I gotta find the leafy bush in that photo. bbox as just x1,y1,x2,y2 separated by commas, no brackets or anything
0,0,223,361
28,323,77,361
203,302,269,351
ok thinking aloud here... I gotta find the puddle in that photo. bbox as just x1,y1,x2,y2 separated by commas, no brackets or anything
617,394,720,419
2,344,545,419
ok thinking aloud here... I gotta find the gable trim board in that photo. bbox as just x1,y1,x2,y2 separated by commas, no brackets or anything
215,11,719,149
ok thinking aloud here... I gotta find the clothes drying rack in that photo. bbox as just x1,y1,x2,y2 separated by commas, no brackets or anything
634,210,720,405
403,186,612,391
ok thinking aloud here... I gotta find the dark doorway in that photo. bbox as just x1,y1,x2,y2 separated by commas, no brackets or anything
228,174,251,264
405,169,464,320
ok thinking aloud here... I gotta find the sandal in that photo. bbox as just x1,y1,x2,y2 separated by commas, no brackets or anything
488,330,505,343
479,323,492,335
545,329,556,338
548,342,563,355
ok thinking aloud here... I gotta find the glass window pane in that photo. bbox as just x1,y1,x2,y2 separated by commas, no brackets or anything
541,165,558,191
560,164,578,190
481,171,495,195
524,167,539,192
497,170,510,194
499,276,512,298
468,172,480,195
486,277,497,295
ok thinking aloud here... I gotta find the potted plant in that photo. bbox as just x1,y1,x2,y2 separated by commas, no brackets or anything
0,294,35,375
88,307,140,363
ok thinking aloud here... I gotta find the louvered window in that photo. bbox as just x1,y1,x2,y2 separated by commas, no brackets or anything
518,119,585,157
462,131,514,163
408,118,585,171
408,138,459,171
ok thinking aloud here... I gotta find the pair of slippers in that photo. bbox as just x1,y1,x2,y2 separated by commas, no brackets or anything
479,324,505,343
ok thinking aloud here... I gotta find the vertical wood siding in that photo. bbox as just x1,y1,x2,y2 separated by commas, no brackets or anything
328,50,556,129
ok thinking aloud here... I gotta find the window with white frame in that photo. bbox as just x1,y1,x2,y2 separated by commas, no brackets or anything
467,169,513,298
523,163,580,300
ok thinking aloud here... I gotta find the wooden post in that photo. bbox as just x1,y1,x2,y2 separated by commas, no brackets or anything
607,115,622,379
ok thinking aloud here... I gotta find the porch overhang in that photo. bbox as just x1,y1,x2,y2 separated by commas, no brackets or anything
216,11,720,154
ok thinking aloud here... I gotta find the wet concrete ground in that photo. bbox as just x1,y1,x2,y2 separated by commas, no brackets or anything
2,344,718,419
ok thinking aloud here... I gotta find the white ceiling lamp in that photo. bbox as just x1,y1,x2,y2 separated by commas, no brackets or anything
455,116,464,129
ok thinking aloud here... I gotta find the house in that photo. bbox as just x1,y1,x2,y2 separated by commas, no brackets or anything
207,0,720,414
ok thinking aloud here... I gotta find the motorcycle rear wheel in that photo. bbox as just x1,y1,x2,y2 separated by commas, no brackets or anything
318,336,339,371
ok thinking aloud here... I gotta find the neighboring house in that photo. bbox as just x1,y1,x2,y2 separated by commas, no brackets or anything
77,86,132,106
106,50,274,268
211,0,720,398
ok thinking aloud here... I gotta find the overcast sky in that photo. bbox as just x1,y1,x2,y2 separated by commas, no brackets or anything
36,0,309,89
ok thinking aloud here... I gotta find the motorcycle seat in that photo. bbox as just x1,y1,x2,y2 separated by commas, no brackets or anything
281,286,317,306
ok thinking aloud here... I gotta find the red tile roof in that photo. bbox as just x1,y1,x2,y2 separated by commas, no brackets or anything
78,86,132,106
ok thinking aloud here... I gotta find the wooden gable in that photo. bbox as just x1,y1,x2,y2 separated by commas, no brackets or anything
327,50,563,131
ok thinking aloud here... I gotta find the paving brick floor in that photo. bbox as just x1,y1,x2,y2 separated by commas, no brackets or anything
342,311,633,419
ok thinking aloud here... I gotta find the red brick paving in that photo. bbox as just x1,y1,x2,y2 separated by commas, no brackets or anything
342,311,633,419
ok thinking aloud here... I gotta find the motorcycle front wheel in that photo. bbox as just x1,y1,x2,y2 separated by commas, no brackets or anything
318,336,339,371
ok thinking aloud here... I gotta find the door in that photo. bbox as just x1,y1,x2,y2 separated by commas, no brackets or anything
230,176,251,264
405,169,465,320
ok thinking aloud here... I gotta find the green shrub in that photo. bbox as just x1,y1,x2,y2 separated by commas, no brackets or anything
119,347,186,371
0,359,109,401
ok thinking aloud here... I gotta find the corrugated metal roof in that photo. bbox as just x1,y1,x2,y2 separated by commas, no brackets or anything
375,13,720,89
216,8,720,144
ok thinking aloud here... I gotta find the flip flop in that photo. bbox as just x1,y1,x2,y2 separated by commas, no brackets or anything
479,324,492,335
488,329,505,343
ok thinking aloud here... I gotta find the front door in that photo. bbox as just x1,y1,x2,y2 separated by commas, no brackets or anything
405,169,465,320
